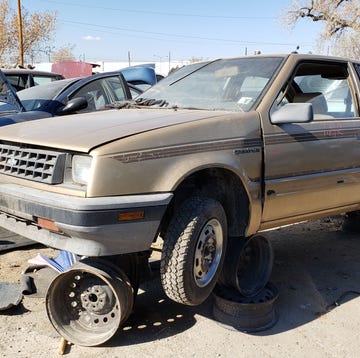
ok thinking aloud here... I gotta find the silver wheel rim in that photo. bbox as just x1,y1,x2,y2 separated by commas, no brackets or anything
46,262,133,346
193,218,223,287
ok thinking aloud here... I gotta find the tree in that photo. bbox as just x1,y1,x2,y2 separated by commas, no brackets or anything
189,56,207,63
169,65,181,75
0,0,12,64
0,0,57,65
51,45,76,63
283,0,360,58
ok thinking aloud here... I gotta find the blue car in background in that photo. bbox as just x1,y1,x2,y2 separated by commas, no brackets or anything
120,65,157,89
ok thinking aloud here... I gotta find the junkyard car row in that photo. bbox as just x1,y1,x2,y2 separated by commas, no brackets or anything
0,53,359,345
1,68,64,91
0,68,153,126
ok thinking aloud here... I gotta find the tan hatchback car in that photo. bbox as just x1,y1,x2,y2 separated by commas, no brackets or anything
0,53,359,345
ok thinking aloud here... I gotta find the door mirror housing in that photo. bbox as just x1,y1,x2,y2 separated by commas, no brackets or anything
270,103,313,124
57,97,88,115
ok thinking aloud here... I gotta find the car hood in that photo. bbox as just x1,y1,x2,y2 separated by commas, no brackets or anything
0,70,25,112
0,110,52,125
0,108,233,152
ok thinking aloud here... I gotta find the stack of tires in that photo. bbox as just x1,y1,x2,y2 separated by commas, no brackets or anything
213,235,278,332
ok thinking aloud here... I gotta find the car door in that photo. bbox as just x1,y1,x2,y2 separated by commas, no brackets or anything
260,59,360,225
69,75,130,113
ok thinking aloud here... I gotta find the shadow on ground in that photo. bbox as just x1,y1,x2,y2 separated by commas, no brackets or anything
105,276,205,347
0,228,37,252
264,222,360,335
106,218,360,346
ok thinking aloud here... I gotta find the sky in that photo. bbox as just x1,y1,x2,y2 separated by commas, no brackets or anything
20,0,325,64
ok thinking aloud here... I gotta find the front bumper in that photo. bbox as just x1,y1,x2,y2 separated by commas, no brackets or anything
0,184,173,256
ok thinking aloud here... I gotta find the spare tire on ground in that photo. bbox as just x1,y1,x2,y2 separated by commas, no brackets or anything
212,283,278,332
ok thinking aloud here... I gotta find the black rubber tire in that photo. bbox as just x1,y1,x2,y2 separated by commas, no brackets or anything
212,283,278,332
105,253,142,298
161,197,227,306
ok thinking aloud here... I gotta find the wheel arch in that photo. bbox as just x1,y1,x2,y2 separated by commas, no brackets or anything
160,167,251,238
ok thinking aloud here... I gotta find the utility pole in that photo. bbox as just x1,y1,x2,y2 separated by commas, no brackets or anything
168,51,171,73
17,0,24,66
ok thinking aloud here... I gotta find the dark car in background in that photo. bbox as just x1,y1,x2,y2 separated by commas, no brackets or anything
0,70,143,126
1,68,64,91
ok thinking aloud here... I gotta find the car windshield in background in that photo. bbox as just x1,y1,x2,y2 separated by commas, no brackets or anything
15,79,78,111
143,57,284,111
0,79,77,113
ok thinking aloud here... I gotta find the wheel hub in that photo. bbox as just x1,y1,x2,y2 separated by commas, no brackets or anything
199,229,216,274
194,219,223,287
80,282,115,315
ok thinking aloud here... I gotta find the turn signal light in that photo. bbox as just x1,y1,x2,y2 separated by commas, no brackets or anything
118,211,144,221
37,217,63,233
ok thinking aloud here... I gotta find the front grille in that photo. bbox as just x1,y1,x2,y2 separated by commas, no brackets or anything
0,144,66,184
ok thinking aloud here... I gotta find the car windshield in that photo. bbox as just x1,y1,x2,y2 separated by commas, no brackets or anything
15,78,78,111
142,57,284,111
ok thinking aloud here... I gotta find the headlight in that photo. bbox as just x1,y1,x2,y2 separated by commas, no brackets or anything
72,155,92,185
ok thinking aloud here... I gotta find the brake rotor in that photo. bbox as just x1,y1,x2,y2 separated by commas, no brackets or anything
45,259,134,346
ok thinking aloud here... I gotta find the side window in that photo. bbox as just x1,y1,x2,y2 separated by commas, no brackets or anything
71,79,108,112
32,75,57,86
274,62,356,120
105,77,126,101
129,87,141,99
6,75,27,91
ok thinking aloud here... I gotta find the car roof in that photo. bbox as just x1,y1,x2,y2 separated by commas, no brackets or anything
16,71,128,98
1,68,63,77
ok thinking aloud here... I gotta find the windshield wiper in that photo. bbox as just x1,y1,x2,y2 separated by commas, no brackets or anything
105,98,168,110
105,100,135,109
134,97,168,107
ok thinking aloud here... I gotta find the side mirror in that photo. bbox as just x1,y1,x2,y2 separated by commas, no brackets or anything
57,97,88,115
270,103,313,124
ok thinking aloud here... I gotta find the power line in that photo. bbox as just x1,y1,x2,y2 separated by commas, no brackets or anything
60,19,312,47
41,0,276,20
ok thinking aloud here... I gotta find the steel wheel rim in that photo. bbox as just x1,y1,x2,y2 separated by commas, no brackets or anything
46,262,133,346
193,218,223,287
67,272,118,326
235,235,273,296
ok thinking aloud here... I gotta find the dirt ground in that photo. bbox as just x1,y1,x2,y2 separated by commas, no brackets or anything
1,216,360,358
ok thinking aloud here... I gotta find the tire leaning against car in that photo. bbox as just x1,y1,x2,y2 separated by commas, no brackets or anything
160,197,228,306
